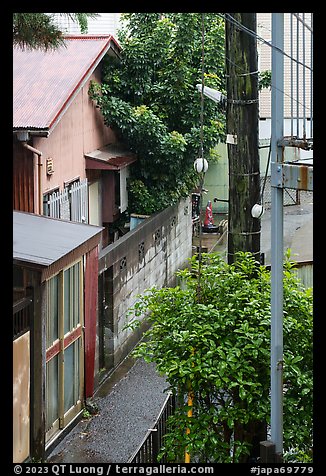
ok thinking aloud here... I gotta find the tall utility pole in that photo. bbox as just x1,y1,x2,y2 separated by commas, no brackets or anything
225,13,261,265
270,12,284,460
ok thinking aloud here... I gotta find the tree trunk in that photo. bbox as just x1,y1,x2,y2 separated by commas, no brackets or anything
225,13,261,265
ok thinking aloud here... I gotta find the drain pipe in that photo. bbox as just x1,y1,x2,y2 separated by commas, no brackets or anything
22,142,43,215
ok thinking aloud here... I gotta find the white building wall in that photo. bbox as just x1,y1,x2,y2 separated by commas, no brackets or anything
51,13,123,38
257,13,312,120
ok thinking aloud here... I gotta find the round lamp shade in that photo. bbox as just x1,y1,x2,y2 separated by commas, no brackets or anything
194,158,208,173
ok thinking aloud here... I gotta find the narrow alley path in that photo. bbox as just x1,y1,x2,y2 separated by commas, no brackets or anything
46,358,168,463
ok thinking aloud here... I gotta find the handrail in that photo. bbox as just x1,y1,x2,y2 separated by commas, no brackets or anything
128,392,175,463
13,297,33,315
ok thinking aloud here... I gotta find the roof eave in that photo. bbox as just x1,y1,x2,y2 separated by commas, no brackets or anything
13,128,50,138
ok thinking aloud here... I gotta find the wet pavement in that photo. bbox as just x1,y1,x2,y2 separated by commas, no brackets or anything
46,358,168,463
46,196,313,464
195,198,313,264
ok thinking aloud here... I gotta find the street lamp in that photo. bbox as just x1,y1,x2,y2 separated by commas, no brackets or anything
194,157,208,173
196,84,226,104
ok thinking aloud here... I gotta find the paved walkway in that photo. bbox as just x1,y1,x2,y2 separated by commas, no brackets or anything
260,201,313,264
46,358,168,463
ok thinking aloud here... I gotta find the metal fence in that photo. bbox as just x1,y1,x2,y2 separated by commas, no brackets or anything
70,179,88,223
128,392,176,463
45,179,88,223
261,177,313,209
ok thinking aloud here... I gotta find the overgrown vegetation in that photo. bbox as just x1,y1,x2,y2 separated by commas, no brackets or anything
128,252,313,463
89,13,226,215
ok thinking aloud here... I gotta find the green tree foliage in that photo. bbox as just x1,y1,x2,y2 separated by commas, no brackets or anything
13,13,98,51
258,70,272,90
129,252,313,463
88,13,226,215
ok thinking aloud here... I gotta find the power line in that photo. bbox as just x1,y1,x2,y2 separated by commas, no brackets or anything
219,13,313,73
224,54,312,114
219,15,312,114
291,13,313,33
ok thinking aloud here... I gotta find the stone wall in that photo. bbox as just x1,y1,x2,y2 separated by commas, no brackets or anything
96,197,192,384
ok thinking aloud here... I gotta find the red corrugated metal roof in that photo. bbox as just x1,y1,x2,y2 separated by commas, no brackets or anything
13,35,120,132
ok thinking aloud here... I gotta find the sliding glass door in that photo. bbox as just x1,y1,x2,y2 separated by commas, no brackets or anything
45,260,84,442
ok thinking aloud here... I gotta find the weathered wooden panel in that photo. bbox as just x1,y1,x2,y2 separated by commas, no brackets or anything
13,332,30,463
13,142,34,213
102,172,117,223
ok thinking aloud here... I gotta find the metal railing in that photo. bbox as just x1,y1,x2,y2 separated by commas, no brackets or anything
128,392,176,463
45,178,88,223
13,296,33,339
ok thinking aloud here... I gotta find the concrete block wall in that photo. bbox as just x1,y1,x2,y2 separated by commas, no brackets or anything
97,197,192,377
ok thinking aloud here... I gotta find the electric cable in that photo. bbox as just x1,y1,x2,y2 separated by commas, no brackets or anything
220,13,313,72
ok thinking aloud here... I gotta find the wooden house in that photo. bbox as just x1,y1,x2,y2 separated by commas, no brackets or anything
13,34,136,461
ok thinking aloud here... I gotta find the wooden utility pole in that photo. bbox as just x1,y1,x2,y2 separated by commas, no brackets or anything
225,13,261,264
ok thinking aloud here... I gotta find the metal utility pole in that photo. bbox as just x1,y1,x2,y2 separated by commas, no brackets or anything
225,13,261,264
270,12,284,459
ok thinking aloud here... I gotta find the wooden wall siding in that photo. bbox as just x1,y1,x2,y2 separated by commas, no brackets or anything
84,245,99,398
13,142,34,213
102,172,117,223
13,332,30,463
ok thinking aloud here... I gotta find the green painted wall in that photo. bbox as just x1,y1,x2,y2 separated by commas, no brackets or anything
203,140,272,214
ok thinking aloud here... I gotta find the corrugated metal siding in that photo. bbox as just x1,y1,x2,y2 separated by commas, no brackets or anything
13,36,117,130
257,13,272,118
294,261,313,289
13,332,30,463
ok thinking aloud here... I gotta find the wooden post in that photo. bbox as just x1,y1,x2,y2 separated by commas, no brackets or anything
151,429,159,463
29,275,46,461
225,13,261,264
260,440,283,463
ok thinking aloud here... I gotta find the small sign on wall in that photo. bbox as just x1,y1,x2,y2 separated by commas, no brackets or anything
46,158,54,175
226,134,237,145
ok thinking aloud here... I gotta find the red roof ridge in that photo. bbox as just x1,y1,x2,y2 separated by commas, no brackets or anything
64,34,112,39
63,34,121,49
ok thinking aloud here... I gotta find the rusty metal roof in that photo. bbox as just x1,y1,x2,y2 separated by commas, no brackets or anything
13,35,120,133
85,143,137,170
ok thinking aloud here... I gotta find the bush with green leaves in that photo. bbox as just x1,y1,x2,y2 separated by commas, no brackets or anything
129,252,313,463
